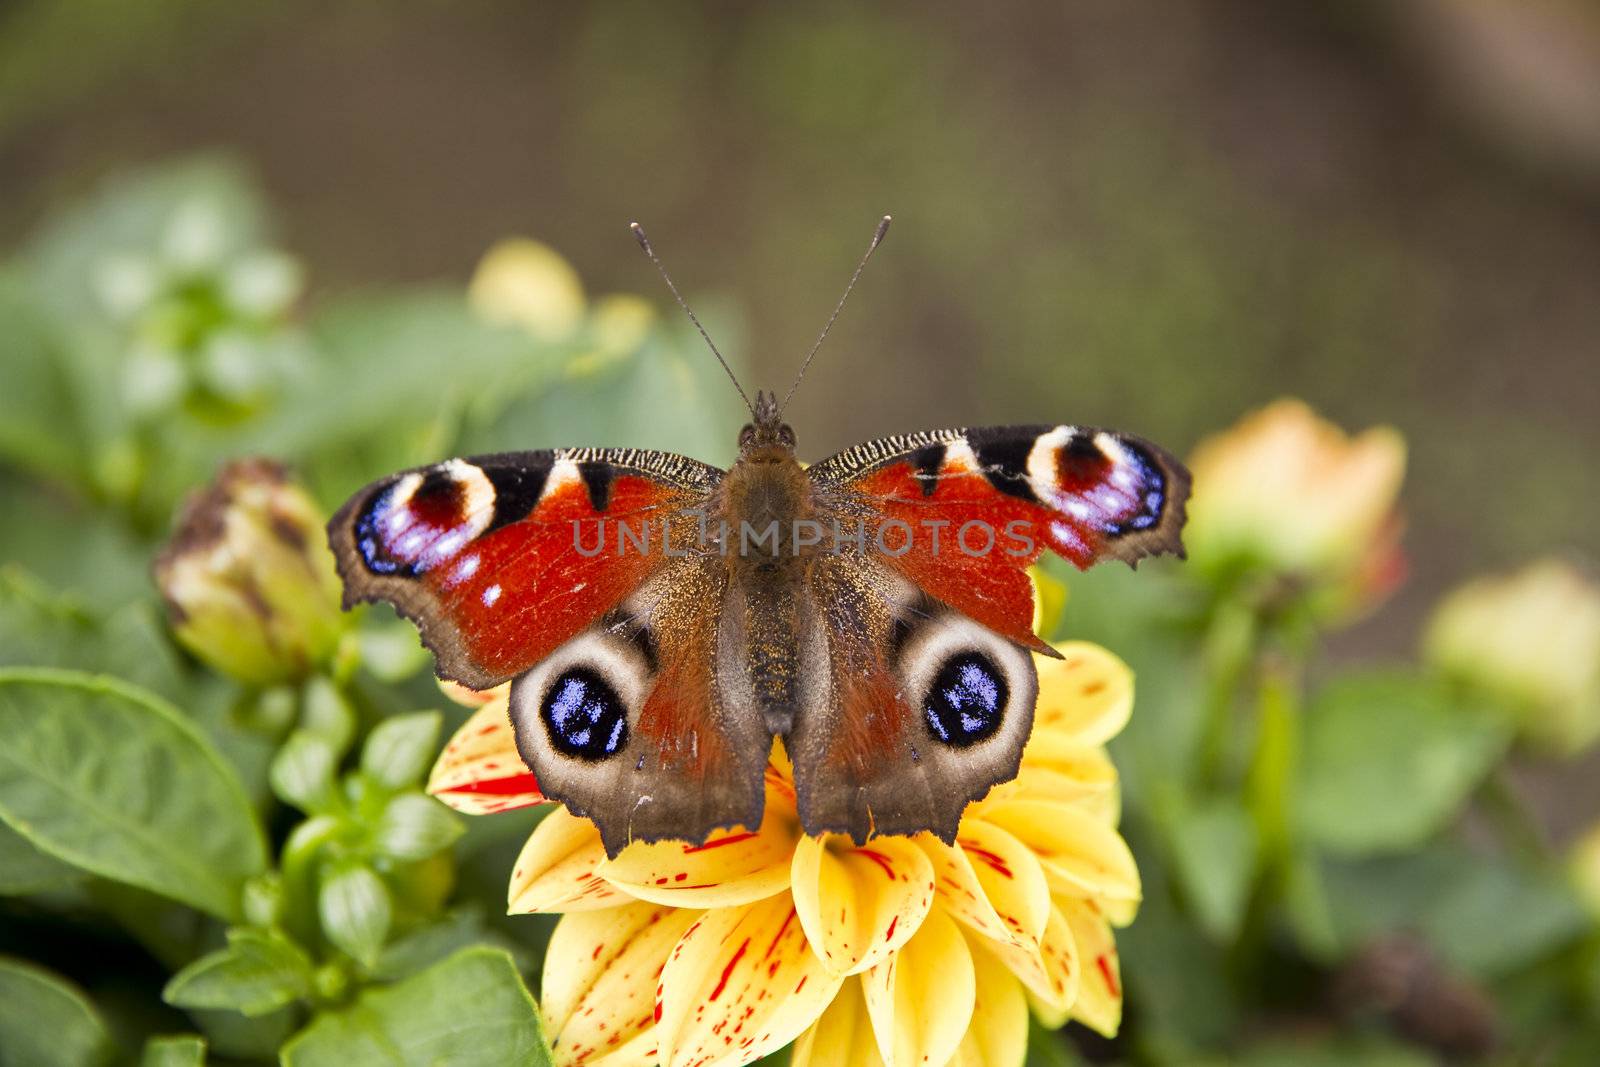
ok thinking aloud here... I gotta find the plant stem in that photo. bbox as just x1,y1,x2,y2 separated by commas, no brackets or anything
1480,764,1552,867
1197,599,1257,789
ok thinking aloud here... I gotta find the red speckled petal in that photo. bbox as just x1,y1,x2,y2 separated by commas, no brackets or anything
791,833,935,976
860,907,976,1067
1031,643,1134,748
655,895,843,1067
508,809,632,913
923,821,1051,952
1060,896,1124,1037
978,799,1141,905
542,900,700,1067
983,898,1081,1020
598,780,800,908
427,696,546,815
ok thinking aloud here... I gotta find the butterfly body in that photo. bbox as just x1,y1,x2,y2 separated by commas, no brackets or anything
330,388,1189,855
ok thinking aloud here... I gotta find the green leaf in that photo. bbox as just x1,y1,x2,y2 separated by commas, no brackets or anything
270,730,340,814
163,928,314,1017
370,908,504,982
0,955,113,1067
373,793,464,861
0,568,187,702
360,712,442,792
140,1034,207,1067
1166,797,1257,941
0,283,82,484
300,677,357,757
1422,860,1588,977
0,819,81,895
0,668,267,920
1316,843,1589,975
1298,672,1509,855
281,947,551,1067
319,860,392,968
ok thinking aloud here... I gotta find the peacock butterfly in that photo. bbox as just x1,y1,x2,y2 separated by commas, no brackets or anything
328,219,1191,857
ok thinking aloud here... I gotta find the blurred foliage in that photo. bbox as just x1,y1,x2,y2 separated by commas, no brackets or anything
1,154,1598,1066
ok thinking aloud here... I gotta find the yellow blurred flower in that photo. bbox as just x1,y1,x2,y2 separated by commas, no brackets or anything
429,645,1141,1067
1185,398,1406,618
1569,822,1600,918
154,458,346,686
1425,559,1600,755
470,238,587,341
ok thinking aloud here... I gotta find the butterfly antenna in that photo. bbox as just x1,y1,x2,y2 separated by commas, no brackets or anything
630,222,755,417
780,214,891,414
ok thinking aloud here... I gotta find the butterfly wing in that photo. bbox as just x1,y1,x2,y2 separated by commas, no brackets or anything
328,448,720,689
786,555,1040,843
329,449,769,856
807,424,1191,652
785,424,1190,843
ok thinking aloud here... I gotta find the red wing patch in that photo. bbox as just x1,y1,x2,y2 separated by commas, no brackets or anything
328,449,720,689
812,425,1190,648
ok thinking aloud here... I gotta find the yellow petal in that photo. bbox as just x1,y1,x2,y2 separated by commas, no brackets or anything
599,798,799,908
791,834,935,976
656,895,843,1067
791,978,886,1067
1099,894,1139,928
542,900,698,1066
1059,896,1123,1037
921,828,1048,952
957,820,1053,946
861,907,976,1067
1018,732,1117,798
1032,643,1133,748
508,809,632,913
436,678,508,708
982,898,1080,1017
428,698,546,815
979,799,1141,904
950,933,1029,1067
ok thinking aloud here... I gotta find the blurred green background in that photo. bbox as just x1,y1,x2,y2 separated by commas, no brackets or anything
2,1,1595,594
2,3,1599,1065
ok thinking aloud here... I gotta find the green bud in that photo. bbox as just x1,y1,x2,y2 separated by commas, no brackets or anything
155,459,347,686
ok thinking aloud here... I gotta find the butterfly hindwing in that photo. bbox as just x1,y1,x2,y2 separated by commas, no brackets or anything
506,558,771,856
785,555,1039,844
327,448,721,689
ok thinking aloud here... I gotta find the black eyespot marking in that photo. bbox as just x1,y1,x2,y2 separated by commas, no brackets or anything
541,668,629,761
968,429,1039,503
909,443,946,497
578,461,616,512
484,459,552,532
923,651,1008,748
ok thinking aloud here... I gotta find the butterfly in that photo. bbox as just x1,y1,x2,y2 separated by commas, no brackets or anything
327,219,1191,857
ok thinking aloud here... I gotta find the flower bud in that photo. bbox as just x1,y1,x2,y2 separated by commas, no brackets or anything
155,459,346,686
469,238,585,341
1425,560,1600,755
1185,399,1406,618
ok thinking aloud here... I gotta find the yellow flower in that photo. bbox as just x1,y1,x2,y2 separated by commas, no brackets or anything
1569,822,1600,918
430,645,1140,1067
1185,399,1406,617
1425,559,1600,755
154,459,346,686
470,239,587,341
